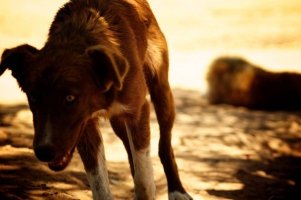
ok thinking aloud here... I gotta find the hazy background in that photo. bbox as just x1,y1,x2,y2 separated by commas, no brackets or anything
1,0,301,104
1,1,301,199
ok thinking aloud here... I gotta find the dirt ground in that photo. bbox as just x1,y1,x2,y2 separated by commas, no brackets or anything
1,0,301,200
1,89,301,200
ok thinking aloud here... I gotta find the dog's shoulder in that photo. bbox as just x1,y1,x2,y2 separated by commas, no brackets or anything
48,0,103,36
49,0,150,34
48,0,149,53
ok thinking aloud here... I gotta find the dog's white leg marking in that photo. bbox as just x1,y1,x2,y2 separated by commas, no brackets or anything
125,122,155,200
86,137,113,200
169,191,193,200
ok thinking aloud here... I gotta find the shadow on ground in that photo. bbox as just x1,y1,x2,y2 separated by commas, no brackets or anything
1,88,301,199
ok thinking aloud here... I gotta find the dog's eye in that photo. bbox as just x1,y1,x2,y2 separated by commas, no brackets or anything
29,96,37,103
66,95,75,102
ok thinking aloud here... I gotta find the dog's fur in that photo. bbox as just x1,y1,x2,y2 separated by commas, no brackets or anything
207,57,301,110
0,0,192,199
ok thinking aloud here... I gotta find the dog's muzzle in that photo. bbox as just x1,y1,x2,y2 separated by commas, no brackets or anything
34,145,75,171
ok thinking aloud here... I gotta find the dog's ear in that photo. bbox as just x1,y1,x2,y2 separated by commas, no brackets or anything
85,45,129,92
0,44,39,88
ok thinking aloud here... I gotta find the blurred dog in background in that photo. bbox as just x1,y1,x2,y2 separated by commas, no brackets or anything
207,57,301,110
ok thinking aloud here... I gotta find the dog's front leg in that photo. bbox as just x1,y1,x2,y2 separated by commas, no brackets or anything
124,100,155,200
77,118,113,200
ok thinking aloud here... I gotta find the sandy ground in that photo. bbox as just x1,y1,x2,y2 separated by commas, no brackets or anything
1,0,301,199
1,90,301,200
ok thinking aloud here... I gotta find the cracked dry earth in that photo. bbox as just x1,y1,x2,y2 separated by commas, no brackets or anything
1,88,301,200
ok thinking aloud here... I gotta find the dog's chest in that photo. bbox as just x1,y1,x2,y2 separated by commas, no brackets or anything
93,101,130,119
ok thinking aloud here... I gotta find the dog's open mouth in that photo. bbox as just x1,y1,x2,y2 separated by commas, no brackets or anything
48,147,75,171
48,153,70,171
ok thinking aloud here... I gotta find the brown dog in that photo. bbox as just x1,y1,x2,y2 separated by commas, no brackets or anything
0,0,192,199
207,57,301,110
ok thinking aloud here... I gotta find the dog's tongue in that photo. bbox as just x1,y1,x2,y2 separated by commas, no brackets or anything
48,153,69,171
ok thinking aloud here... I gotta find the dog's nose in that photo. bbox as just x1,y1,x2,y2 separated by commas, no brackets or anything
34,146,56,162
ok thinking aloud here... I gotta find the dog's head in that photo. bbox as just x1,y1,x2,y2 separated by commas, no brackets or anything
0,44,129,171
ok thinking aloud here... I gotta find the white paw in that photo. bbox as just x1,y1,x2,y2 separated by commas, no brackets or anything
169,191,193,200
